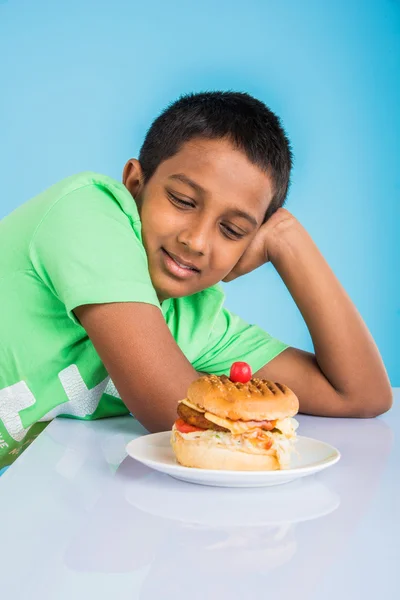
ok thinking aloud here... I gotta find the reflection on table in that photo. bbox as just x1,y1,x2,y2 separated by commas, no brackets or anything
0,400,397,600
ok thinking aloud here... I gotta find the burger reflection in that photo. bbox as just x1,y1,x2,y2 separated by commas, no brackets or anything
64,457,339,598
126,464,339,596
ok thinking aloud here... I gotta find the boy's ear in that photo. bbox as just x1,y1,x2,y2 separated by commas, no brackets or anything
122,159,145,200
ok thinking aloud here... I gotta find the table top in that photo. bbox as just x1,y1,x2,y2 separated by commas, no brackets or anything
1,391,399,600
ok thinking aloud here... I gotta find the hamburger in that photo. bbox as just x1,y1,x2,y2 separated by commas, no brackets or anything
171,365,299,471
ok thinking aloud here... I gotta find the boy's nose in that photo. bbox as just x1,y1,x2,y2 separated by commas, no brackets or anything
177,222,210,255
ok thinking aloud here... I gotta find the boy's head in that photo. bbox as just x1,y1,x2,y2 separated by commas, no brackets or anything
123,91,292,301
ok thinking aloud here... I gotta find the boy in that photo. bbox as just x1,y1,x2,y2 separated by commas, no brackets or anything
0,92,392,470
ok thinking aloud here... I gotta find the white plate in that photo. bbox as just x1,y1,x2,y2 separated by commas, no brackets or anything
125,432,340,488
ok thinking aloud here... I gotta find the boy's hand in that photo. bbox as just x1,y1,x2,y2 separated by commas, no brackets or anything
223,208,296,282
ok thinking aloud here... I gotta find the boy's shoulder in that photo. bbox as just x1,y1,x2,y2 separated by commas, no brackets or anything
1,171,141,265
38,171,129,203
3,171,133,224
4,171,139,232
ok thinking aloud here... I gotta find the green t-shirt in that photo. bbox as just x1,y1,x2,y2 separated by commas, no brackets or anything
0,172,287,468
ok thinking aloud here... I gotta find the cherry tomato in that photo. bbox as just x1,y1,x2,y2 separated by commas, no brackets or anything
174,419,204,434
229,361,252,383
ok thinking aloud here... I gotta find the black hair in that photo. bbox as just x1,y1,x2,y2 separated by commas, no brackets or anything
139,91,293,220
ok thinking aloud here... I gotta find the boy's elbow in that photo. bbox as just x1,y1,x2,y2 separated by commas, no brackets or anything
346,385,393,419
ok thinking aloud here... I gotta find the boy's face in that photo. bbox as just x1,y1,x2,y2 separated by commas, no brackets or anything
124,138,274,302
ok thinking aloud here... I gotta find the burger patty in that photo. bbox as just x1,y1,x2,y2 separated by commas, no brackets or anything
177,403,229,432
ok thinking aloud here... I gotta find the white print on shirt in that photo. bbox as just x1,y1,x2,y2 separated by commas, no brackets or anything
104,378,120,398
0,365,121,442
0,431,9,450
0,381,37,442
43,365,109,420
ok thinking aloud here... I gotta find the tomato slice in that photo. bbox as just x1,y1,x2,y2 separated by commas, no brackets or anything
174,419,205,434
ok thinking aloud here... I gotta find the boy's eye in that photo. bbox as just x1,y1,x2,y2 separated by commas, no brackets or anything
167,192,195,209
220,223,246,240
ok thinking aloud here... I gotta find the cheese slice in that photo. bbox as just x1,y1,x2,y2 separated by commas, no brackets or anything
205,413,298,437
179,398,206,413
204,412,272,435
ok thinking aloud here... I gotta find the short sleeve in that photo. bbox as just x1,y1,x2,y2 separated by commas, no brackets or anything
29,183,160,320
166,287,288,376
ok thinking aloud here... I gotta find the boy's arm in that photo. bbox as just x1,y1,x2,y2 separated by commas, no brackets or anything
74,302,201,432
225,210,392,418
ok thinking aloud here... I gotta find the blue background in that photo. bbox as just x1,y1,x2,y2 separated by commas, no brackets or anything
0,0,399,384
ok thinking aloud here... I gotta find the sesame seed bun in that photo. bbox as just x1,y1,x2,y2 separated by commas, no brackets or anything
187,374,299,422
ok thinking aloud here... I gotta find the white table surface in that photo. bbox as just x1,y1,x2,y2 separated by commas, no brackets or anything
1,391,399,600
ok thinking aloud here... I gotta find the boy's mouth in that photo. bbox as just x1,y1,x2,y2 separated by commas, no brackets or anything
160,248,201,280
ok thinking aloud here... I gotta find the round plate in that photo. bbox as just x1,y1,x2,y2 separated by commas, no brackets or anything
125,432,340,488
